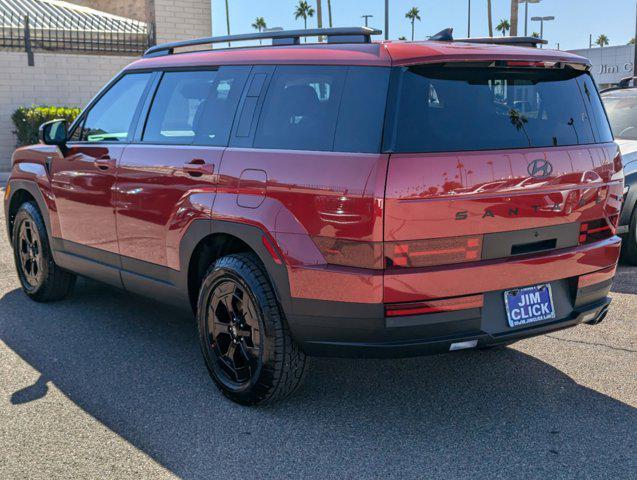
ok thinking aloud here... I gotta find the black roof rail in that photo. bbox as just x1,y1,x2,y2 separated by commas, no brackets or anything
144,27,382,57
429,28,548,48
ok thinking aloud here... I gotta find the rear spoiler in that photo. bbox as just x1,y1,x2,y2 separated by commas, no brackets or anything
430,28,547,48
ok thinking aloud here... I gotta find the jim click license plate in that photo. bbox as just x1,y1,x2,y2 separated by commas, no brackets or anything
504,284,556,328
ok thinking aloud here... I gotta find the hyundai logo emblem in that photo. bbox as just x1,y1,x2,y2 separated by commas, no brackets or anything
527,159,554,178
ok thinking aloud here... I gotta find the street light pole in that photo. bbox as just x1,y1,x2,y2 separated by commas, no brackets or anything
634,1,637,77
385,0,389,40
362,14,373,27
531,15,554,48
467,0,471,38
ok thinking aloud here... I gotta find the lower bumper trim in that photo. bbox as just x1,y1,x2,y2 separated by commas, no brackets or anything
299,298,610,358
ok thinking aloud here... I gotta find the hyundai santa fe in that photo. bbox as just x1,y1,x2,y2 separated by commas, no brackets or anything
4,27,624,405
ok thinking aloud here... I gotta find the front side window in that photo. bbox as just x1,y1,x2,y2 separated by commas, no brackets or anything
79,73,152,142
254,66,347,151
384,66,613,153
143,67,249,146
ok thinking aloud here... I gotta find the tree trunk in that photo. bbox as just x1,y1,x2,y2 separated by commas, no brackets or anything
487,0,493,37
327,0,333,27
316,0,323,41
510,0,518,36
411,20,414,41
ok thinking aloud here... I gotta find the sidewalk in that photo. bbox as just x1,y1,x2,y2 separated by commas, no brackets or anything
0,172,8,185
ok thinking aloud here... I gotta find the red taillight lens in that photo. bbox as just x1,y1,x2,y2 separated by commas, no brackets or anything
505,60,554,68
387,235,483,268
385,294,484,317
579,219,615,245
312,236,383,269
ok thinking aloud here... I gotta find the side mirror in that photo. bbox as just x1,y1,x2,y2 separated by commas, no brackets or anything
39,119,68,147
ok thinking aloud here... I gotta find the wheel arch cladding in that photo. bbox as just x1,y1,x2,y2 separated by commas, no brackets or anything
6,182,49,241
181,219,292,315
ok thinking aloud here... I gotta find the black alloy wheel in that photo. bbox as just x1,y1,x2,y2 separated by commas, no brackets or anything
197,253,307,405
206,278,262,387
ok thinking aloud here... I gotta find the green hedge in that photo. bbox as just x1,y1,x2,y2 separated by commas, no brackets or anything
11,105,81,147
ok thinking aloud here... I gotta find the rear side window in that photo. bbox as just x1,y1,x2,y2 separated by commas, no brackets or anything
143,67,249,146
255,66,346,151
254,66,389,153
384,67,613,153
79,73,151,142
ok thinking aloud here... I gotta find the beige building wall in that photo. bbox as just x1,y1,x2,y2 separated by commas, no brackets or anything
0,52,137,170
153,0,212,44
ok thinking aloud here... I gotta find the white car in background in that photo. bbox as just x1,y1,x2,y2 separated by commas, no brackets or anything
601,79,637,264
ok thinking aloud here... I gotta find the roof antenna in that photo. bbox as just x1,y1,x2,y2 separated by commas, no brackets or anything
430,28,454,42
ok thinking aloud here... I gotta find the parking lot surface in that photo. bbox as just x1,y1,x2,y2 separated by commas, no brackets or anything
1,185,636,479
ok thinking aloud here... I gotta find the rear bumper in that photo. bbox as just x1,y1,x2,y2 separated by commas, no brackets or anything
290,297,610,358
285,238,620,358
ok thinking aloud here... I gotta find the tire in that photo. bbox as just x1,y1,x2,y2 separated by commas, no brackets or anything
197,252,308,405
622,206,637,265
11,202,76,302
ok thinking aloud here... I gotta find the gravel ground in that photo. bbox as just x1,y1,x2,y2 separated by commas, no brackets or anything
1,185,636,479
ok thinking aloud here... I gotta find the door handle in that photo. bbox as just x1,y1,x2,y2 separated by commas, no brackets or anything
94,155,114,171
183,159,214,177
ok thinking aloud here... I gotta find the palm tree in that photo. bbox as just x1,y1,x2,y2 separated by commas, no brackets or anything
294,0,315,41
496,19,510,36
509,0,518,36
596,34,609,48
225,0,231,47
487,0,493,37
531,32,540,39
629,38,636,45
252,17,267,44
405,7,421,42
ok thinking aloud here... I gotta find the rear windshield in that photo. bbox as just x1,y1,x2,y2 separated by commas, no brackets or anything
383,67,613,153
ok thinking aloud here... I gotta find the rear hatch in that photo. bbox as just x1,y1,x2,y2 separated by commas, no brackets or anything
383,62,623,272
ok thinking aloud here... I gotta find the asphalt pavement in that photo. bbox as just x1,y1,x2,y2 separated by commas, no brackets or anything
1,185,636,479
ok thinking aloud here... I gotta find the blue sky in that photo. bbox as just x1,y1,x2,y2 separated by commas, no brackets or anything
211,0,636,51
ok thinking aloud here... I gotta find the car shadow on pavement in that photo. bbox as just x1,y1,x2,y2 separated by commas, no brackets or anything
1,278,636,479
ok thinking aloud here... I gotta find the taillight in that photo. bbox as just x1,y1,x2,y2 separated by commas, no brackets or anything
505,60,555,68
385,294,484,317
386,235,483,268
311,236,383,269
579,218,615,244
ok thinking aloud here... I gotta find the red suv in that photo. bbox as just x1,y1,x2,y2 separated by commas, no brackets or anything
4,28,624,405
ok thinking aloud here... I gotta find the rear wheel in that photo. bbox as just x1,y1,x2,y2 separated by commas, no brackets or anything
12,202,76,302
622,207,637,265
197,253,308,405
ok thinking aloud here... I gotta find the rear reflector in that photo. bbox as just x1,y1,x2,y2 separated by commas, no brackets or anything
385,294,484,317
387,235,483,268
578,265,616,289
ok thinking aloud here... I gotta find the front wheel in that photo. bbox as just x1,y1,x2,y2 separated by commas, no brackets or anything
197,253,308,405
12,202,76,302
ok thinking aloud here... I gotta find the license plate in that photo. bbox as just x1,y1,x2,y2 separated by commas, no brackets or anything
504,284,556,328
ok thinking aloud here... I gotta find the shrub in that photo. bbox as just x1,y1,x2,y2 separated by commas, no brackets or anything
11,105,81,147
